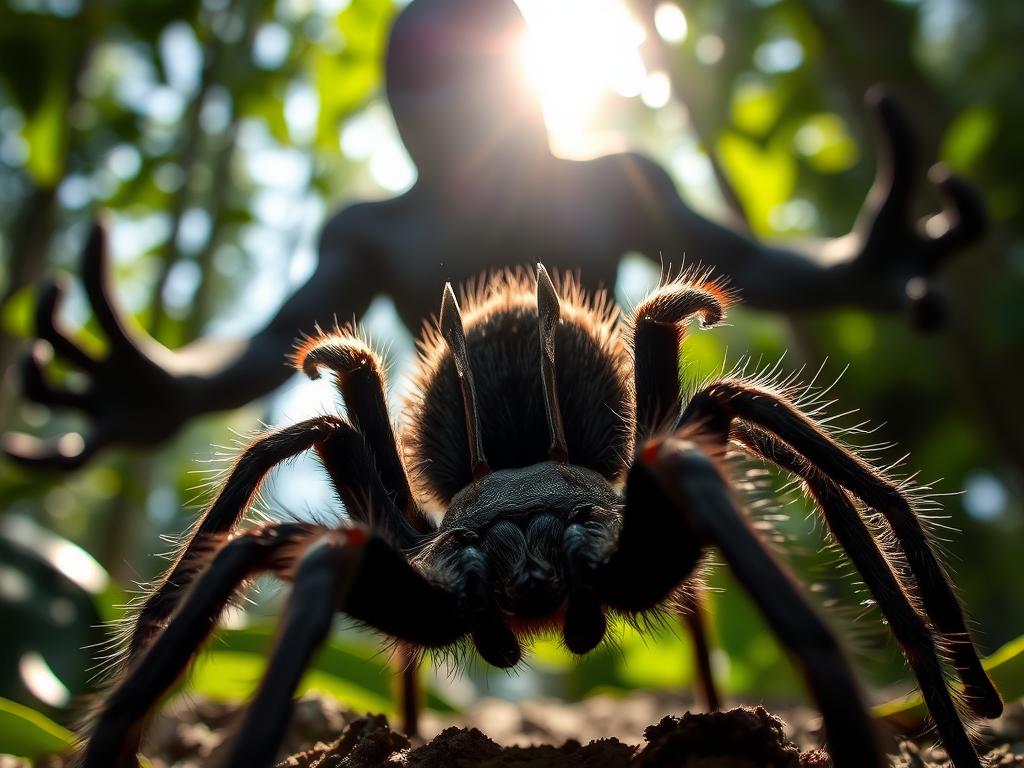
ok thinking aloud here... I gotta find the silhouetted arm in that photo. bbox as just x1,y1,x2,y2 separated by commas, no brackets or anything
173,212,377,413
615,93,984,326
2,210,376,470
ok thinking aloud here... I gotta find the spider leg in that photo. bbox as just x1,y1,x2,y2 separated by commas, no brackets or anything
682,379,1002,720
641,436,886,768
298,331,435,733
219,535,347,768
397,651,422,738
313,413,427,549
221,531,467,768
678,586,721,712
736,423,981,768
630,275,730,436
83,526,466,768
627,274,732,706
298,332,433,535
122,415,432,736
126,417,348,662
82,522,321,768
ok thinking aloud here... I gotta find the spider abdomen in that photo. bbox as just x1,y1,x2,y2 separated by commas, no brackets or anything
404,273,634,506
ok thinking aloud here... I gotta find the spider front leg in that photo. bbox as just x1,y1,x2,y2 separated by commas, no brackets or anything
82,522,323,768
628,274,731,710
221,532,467,768
299,331,434,537
607,436,886,768
300,330,438,735
630,273,730,437
81,526,466,768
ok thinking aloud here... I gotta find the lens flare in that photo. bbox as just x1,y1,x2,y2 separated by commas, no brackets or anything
516,0,647,155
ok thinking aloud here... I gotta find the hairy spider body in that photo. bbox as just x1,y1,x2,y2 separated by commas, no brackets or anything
80,266,1000,768
408,280,632,502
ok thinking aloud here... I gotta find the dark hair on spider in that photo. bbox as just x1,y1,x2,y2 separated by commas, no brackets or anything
77,264,1001,768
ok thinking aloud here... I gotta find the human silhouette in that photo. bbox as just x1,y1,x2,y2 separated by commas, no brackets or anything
2,0,984,469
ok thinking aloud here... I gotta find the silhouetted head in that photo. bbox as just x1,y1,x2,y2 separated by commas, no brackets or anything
385,0,548,178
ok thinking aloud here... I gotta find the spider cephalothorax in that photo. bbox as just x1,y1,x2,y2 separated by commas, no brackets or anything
80,266,1000,768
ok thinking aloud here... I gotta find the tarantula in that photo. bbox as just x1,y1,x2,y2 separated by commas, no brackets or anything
79,265,1000,768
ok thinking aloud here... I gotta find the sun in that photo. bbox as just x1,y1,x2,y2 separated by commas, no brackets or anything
515,0,650,156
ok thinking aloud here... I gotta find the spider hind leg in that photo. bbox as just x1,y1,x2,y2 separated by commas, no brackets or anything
736,423,982,768
682,378,1001,721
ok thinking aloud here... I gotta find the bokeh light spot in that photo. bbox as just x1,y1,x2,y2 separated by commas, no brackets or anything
963,471,1008,522
754,37,804,73
641,71,671,109
19,653,70,708
695,35,725,65
654,3,688,44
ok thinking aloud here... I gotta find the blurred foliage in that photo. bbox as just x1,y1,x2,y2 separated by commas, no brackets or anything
876,635,1024,725
0,0,1022,750
189,625,457,714
0,698,74,762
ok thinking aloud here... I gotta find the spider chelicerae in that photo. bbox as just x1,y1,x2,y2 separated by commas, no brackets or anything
80,264,1000,768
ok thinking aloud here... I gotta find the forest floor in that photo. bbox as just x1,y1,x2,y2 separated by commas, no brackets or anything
52,691,1024,767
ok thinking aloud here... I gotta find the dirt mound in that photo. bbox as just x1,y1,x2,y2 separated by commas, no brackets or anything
273,704,1024,768
277,706,806,767
8,694,1022,767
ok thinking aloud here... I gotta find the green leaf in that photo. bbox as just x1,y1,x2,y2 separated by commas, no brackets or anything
531,636,575,671
21,76,69,186
0,697,74,760
314,53,379,151
941,105,997,172
874,634,1024,723
189,650,393,715
190,626,457,714
314,0,396,152
337,0,395,58
248,89,292,145
731,81,782,138
558,615,697,700
718,131,797,236
613,618,691,690
793,113,859,174
0,284,37,339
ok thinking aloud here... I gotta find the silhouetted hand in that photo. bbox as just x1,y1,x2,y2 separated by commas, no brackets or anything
2,222,190,470
851,89,986,330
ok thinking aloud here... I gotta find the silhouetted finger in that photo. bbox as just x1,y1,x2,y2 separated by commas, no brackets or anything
926,164,987,257
1,429,105,472
20,342,96,412
35,279,99,372
905,277,948,333
866,87,917,213
81,220,132,349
